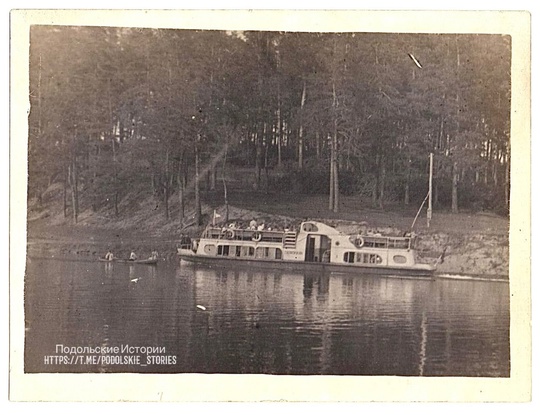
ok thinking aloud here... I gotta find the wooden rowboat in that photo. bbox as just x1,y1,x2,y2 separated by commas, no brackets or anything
99,258,158,265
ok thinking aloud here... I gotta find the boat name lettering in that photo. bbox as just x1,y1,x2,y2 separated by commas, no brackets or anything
285,250,303,255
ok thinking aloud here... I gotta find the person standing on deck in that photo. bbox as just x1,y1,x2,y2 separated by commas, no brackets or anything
249,219,258,230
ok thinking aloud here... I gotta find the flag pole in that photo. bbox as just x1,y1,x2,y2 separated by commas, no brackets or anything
427,152,433,228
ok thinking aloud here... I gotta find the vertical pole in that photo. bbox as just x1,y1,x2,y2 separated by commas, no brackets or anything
427,152,433,228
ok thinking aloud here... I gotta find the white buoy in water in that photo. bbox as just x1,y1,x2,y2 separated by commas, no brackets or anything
196,305,206,311
130,278,139,283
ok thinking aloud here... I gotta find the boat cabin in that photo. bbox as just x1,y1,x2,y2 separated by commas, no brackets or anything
190,221,420,269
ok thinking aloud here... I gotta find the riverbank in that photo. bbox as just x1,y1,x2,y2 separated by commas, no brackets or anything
26,197,509,279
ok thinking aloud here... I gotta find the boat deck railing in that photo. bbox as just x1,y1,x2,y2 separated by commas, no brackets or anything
350,235,415,250
203,227,290,243
203,227,415,250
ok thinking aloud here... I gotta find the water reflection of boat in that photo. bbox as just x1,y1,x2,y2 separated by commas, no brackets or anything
178,221,435,278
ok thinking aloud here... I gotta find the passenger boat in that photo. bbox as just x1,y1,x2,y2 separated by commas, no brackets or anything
177,221,436,277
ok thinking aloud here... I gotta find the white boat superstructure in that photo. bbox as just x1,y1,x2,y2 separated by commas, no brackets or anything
178,221,435,277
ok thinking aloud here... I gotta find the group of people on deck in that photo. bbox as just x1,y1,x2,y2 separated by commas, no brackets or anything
216,219,297,233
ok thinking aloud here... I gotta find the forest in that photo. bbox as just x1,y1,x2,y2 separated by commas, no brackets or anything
27,26,511,226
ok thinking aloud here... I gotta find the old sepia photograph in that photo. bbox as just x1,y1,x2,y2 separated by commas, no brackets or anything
10,9,531,402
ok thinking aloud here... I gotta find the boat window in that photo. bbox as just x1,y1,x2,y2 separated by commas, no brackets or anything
364,238,388,248
240,246,253,257
204,244,216,255
355,253,382,264
389,239,409,249
235,246,241,257
275,248,282,259
393,255,407,264
343,252,354,263
217,245,230,256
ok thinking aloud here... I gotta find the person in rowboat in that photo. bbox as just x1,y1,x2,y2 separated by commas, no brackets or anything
129,251,138,261
105,250,115,261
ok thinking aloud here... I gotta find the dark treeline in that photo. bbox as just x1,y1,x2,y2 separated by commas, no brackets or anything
28,26,511,225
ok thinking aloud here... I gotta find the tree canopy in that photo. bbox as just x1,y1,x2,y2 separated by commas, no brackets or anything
28,26,511,223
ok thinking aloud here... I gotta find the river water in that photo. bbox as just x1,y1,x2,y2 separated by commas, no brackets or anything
24,257,510,376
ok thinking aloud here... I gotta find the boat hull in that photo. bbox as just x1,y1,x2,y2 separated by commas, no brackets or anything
178,251,435,278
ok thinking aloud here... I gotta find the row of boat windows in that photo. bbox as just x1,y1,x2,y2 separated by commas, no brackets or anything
214,245,283,260
351,238,411,249
204,229,285,243
343,252,409,265
343,252,383,264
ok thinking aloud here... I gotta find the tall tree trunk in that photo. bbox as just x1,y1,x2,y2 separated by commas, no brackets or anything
264,138,270,194
331,76,339,213
69,159,78,224
452,162,459,213
372,154,380,207
492,151,498,186
111,135,119,216
210,165,216,191
164,148,170,220
277,127,282,168
222,144,229,223
63,164,68,218
195,142,202,225
452,36,460,214
69,132,79,224
276,86,282,168
329,134,334,211
404,158,411,205
485,139,491,185
177,158,185,225
255,130,262,190
108,78,119,217
298,80,306,169
378,157,385,209
333,137,339,213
